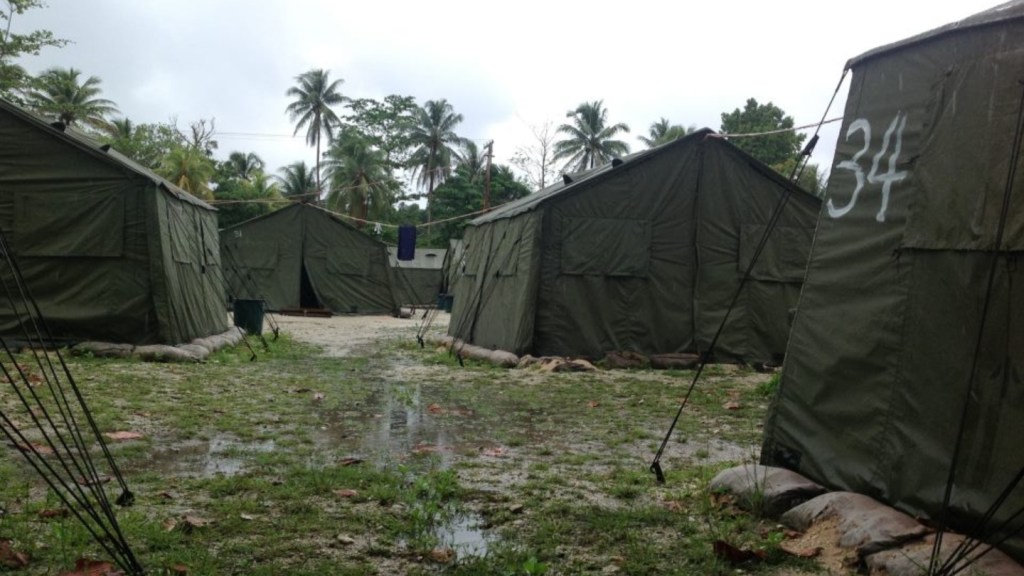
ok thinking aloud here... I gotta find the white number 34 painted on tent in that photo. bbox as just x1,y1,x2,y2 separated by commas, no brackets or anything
826,113,909,223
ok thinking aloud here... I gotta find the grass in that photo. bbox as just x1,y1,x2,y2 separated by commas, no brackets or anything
0,328,816,575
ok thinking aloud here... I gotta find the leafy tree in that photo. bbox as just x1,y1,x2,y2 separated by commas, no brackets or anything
100,120,185,169
720,98,805,167
406,98,468,224
277,161,317,199
0,0,68,99
775,157,828,197
640,118,695,148
345,94,418,171
324,130,394,225
213,168,281,228
510,121,557,191
26,67,118,129
553,100,630,173
158,144,215,200
429,164,529,247
285,69,347,199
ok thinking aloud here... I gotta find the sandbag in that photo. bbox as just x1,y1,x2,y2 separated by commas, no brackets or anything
135,345,201,363
710,464,826,518
866,533,1024,576
71,341,134,359
177,344,211,361
650,353,700,370
782,492,930,556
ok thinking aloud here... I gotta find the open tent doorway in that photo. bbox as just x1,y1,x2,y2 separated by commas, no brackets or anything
299,263,322,309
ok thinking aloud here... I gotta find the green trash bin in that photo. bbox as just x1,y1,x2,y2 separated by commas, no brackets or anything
233,299,265,335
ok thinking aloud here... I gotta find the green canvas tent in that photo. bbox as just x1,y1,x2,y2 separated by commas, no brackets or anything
220,203,397,314
448,131,821,361
387,247,446,307
0,98,227,345
762,1,1024,559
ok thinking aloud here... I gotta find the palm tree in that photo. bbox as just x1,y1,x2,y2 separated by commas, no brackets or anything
105,117,134,140
285,69,347,199
640,118,694,148
324,131,392,224
26,67,119,129
159,145,215,201
407,99,467,224
277,161,317,199
457,140,485,182
224,151,265,181
553,100,630,173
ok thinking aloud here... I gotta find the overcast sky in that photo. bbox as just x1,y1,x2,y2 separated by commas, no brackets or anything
15,0,1003,184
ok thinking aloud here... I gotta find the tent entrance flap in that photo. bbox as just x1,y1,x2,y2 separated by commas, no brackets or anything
299,263,322,309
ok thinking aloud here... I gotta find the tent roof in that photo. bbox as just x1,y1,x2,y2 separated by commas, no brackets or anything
470,128,817,225
220,201,376,236
847,0,1024,68
0,98,215,211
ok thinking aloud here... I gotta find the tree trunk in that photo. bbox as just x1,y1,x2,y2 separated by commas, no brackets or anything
315,130,322,203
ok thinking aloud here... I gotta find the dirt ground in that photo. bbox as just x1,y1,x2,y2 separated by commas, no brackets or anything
270,309,445,356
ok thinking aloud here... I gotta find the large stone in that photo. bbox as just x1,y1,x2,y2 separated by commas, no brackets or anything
782,492,930,556
866,533,1024,576
601,351,648,369
710,464,826,518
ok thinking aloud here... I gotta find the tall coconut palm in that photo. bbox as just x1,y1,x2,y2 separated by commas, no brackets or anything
159,145,215,201
553,100,630,173
639,118,694,148
277,161,317,199
324,132,392,224
285,69,347,200
224,151,265,181
407,99,467,224
26,67,119,130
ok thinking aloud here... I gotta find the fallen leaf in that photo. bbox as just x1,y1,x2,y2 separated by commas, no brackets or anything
11,441,54,455
158,491,175,501
412,444,444,454
169,565,188,575
587,400,599,408
429,547,455,563
480,446,507,457
181,516,211,532
661,500,684,512
722,401,742,410
162,518,178,532
427,403,444,414
0,539,30,569
60,558,124,576
239,513,254,521
38,508,69,519
779,540,821,558
712,540,766,565
338,457,363,467
104,431,144,441
333,489,358,498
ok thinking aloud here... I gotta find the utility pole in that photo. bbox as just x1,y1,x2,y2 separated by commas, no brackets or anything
483,140,494,211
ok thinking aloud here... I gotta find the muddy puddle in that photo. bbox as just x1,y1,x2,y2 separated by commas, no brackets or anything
147,435,277,477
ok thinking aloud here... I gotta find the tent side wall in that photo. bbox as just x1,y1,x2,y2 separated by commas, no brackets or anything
302,207,397,314
220,205,304,310
531,143,700,358
447,212,542,354
149,187,229,343
694,141,819,364
763,17,1024,559
0,109,162,343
